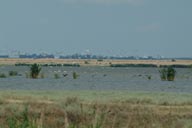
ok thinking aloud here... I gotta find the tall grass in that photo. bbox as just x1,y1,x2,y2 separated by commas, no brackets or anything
7,107,38,128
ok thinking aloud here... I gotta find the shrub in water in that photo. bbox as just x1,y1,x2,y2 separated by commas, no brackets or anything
30,63,41,79
167,66,176,81
159,68,167,81
73,72,79,79
159,66,176,81
0,73,6,78
9,71,18,76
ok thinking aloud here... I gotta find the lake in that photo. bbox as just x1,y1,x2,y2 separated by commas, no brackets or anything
0,66,192,93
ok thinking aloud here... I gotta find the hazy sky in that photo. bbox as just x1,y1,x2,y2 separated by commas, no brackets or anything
0,0,192,57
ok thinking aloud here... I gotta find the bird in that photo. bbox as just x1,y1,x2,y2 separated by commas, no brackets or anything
63,73,68,77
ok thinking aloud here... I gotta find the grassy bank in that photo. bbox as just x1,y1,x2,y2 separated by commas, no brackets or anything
0,91,192,128
1,90,192,105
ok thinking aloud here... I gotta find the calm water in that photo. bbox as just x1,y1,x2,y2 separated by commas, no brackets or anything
0,66,192,93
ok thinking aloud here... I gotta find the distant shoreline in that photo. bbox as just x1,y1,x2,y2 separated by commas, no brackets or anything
1,58,192,67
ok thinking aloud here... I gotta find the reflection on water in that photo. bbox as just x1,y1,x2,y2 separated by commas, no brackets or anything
0,66,192,92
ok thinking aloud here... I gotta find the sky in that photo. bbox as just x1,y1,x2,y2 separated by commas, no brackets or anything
0,0,192,57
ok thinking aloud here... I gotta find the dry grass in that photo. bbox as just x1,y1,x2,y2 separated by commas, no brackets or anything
1,58,192,66
0,96,192,128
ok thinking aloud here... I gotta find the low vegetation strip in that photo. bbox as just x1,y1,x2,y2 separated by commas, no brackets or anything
110,64,192,68
159,64,192,68
110,64,158,67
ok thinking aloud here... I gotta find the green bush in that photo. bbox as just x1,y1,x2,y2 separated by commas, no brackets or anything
159,68,167,81
30,63,41,79
0,73,6,78
9,71,18,76
73,72,79,79
159,66,176,81
167,66,176,81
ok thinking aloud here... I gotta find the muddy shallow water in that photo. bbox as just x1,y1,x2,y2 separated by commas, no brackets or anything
0,66,192,93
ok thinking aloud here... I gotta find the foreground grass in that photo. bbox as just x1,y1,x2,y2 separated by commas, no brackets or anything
0,91,192,128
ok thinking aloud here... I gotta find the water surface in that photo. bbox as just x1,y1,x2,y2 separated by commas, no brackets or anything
0,66,192,93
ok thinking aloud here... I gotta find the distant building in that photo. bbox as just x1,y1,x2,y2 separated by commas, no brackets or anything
19,54,54,59
0,55,9,58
